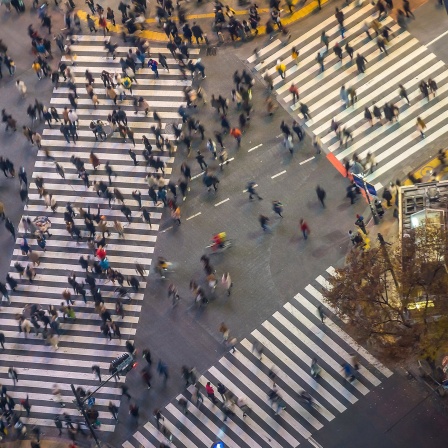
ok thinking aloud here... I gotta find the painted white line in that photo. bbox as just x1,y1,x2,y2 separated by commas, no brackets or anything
186,212,201,221
276,133,283,138
300,156,315,165
427,29,448,47
220,157,235,166
373,182,383,192
161,226,173,233
214,198,230,207
191,172,204,180
248,143,263,152
308,437,324,448
271,170,287,179
242,183,257,193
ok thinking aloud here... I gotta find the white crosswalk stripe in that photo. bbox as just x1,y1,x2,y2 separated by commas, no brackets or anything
123,268,392,447
246,3,448,191
0,35,191,432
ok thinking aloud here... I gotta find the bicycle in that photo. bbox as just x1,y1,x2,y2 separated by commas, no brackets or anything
205,239,233,255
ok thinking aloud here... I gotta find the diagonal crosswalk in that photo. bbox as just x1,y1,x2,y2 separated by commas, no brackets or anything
247,3,448,191
124,266,392,448
0,35,192,431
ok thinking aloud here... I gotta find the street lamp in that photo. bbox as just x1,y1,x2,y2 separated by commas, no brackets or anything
71,353,136,447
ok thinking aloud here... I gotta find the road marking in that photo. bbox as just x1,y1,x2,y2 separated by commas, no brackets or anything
243,183,257,193
190,172,204,180
161,226,173,233
308,437,324,448
186,212,201,221
248,144,263,152
271,170,286,179
214,198,230,207
220,157,235,167
300,156,315,165
427,29,448,47
276,133,283,138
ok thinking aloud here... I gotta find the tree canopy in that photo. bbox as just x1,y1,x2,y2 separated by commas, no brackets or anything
323,224,448,360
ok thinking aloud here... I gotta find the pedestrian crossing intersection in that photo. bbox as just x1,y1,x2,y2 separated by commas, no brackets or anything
0,35,192,431
247,3,448,191
124,266,392,448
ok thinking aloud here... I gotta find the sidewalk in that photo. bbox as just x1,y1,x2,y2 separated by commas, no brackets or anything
76,0,330,43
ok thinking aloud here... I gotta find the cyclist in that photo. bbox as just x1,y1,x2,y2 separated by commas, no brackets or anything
157,256,169,278
212,232,226,250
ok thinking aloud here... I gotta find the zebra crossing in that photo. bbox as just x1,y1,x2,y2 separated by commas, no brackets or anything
124,266,393,448
247,3,448,191
0,35,192,431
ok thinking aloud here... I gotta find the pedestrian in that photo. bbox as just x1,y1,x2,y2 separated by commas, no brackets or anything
153,409,164,430
311,358,321,378
54,416,63,435
355,214,367,234
416,116,426,139
0,331,5,349
259,214,270,232
129,403,139,418
92,365,101,383
21,395,31,416
299,103,311,120
276,59,286,79
428,78,438,98
16,79,27,97
8,367,18,385
205,382,217,404
108,401,118,420
382,188,393,207
272,200,283,217
217,382,227,401
300,219,310,239
289,83,299,104
5,217,15,239
247,181,262,200
317,305,326,323
316,186,326,207
141,367,152,389
356,53,367,74
398,84,410,105
157,359,169,382
403,0,415,18
230,127,242,147
221,272,233,296
321,31,329,51
333,42,343,61
120,384,131,399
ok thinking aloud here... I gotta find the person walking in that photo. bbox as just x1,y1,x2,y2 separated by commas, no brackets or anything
321,30,329,51
259,214,270,232
272,200,283,217
399,84,410,105
247,181,262,200
54,416,63,435
221,272,232,296
92,365,101,383
300,219,310,239
317,305,326,323
316,51,324,73
8,367,18,385
205,382,218,404
108,401,118,420
356,53,367,74
316,186,326,207
355,214,367,234
5,217,15,239
416,116,426,138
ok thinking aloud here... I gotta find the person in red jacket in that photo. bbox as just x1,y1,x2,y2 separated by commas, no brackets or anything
96,246,107,260
205,382,217,403
300,219,310,240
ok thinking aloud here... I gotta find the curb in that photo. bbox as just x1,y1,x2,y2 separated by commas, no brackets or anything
76,0,329,43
